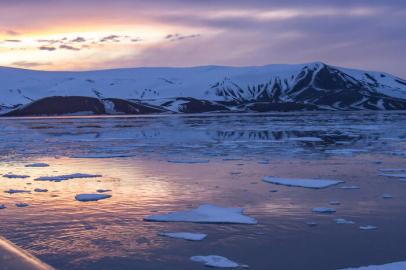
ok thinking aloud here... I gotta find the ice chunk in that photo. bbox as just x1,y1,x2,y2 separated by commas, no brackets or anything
35,173,102,182
144,204,257,224
329,201,341,205
25,163,49,167
16,203,29,207
379,173,406,179
190,255,240,268
167,159,210,164
0,204,6,209
339,261,406,270
335,218,354,224
360,225,377,230
3,174,30,179
262,176,343,189
34,188,48,193
306,221,318,227
288,137,323,142
382,194,393,199
75,194,112,202
379,169,406,173
339,186,360,190
4,189,30,194
71,153,134,158
158,232,207,241
96,189,111,193
312,207,336,214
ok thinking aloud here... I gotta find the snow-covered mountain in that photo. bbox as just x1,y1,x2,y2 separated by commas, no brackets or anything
1,62,406,116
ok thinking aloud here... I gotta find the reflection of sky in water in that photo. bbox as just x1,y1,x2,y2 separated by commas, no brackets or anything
0,112,406,269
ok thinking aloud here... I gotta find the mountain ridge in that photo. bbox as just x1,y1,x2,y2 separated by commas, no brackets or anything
1,62,406,116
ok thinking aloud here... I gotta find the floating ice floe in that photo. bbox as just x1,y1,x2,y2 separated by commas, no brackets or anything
382,194,394,199
0,204,6,209
3,173,30,179
379,168,406,173
329,201,341,205
360,225,377,230
25,163,49,167
312,207,336,214
144,204,257,224
34,188,48,193
75,194,112,202
339,261,406,270
288,137,323,142
379,173,406,179
262,176,343,189
158,232,207,241
35,173,102,182
4,189,30,194
325,149,368,156
71,153,134,158
96,189,112,193
339,186,360,190
190,255,240,268
258,160,270,164
167,159,210,164
306,221,318,227
334,218,354,224
16,203,29,207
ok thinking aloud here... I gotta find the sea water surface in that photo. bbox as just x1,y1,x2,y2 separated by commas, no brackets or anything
0,112,406,270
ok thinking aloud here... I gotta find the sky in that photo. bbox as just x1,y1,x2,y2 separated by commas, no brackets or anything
0,0,405,77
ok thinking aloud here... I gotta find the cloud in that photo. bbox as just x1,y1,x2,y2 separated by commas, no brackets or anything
100,35,120,42
5,30,20,36
59,44,80,51
4,39,21,42
165,33,201,42
37,39,63,44
71,36,86,42
11,61,52,68
39,45,56,51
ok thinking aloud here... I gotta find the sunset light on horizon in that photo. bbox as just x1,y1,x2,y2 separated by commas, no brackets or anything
1,0,405,77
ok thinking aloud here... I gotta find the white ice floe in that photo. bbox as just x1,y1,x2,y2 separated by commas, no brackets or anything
339,261,406,270
25,163,49,167
167,159,210,164
96,189,112,193
330,201,341,205
2,173,30,179
16,203,29,207
379,173,406,179
312,207,336,214
158,232,207,241
262,176,343,189
0,204,6,209
35,173,102,182
339,186,360,190
34,188,48,192
382,194,394,199
378,168,406,173
4,189,30,194
306,221,318,227
335,218,355,224
190,255,240,268
144,204,257,224
75,194,112,202
288,137,323,142
360,225,378,230
71,153,134,158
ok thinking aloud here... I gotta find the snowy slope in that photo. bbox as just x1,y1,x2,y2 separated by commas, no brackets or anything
1,62,406,115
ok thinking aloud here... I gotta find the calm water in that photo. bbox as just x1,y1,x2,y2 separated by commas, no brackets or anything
0,112,406,270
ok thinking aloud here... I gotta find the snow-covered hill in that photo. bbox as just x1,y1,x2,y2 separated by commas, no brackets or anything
1,62,406,115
